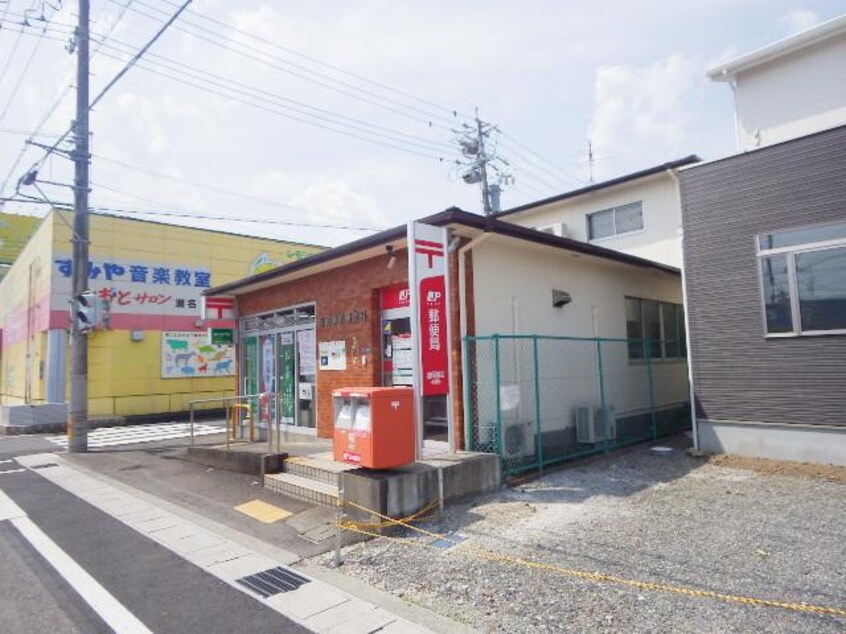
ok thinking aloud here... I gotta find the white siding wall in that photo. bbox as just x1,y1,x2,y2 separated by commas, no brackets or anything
502,175,683,268
734,37,846,150
469,237,688,433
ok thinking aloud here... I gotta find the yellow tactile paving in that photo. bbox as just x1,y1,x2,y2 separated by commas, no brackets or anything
234,499,292,524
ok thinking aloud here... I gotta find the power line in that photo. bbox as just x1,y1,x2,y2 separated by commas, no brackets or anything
113,0,465,130
90,47,451,161
92,153,355,218
93,206,384,232
0,3,134,203
0,22,51,124
91,37,456,154
0,194,384,232
154,0,473,123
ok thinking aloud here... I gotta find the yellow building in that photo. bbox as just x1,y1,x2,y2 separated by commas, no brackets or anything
0,209,323,424
0,211,41,281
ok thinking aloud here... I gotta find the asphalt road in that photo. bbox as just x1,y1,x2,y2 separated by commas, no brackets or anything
0,441,308,634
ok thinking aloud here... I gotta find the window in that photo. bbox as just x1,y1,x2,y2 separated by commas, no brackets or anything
587,202,643,240
756,221,846,336
625,297,686,360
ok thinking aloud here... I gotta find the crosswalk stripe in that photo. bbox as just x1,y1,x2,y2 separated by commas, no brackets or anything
46,423,223,448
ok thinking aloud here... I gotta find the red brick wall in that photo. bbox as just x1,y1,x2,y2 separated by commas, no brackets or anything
238,246,473,445
239,250,409,438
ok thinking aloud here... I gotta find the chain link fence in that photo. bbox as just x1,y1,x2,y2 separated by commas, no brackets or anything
464,335,691,476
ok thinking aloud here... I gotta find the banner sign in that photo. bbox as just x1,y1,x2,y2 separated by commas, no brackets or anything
53,256,210,317
381,284,410,310
409,223,450,397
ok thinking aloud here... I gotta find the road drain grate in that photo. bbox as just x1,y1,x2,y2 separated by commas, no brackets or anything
28,463,59,470
236,566,310,598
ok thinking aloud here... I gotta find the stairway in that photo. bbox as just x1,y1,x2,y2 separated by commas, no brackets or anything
264,453,358,508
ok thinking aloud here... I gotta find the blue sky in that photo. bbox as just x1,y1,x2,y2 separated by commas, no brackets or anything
0,1,842,246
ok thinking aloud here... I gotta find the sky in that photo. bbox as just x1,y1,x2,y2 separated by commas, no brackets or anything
0,0,842,248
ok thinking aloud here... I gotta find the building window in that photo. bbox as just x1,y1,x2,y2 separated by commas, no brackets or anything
756,221,846,336
587,202,643,240
626,297,686,360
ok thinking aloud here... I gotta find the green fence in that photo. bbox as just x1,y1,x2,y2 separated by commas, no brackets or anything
463,335,691,476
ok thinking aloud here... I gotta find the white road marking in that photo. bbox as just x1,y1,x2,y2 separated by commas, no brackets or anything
0,490,153,633
16,453,433,633
45,423,223,448
0,469,26,475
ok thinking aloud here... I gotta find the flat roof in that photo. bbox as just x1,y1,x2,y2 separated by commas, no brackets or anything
207,207,680,297
492,155,700,219
708,14,846,81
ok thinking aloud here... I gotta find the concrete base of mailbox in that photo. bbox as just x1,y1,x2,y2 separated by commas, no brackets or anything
340,452,501,521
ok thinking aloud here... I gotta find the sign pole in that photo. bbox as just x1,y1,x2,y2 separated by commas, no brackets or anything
406,222,423,460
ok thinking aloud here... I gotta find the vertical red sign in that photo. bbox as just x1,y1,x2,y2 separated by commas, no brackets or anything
419,276,448,395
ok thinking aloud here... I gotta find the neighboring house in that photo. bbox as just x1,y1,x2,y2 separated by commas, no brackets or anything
206,208,688,456
708,14,846,152
492,156,700,269
681,17,846,466
0,211,40,281
0,209,323,427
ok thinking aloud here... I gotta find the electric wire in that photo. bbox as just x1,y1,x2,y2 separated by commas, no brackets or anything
91,153,362,219
113,0,465,130
90,47,450,161
0,21,51,123
155,0,473,123
90,38,456,155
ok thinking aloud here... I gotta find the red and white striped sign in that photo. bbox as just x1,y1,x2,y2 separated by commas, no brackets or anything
202,296,236,320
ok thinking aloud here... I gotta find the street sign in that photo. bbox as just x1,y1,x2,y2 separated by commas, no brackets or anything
208,327,234,345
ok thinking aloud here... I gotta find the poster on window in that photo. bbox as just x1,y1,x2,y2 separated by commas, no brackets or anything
319,340,346,370
297,328,316,376
279,332,295,423
161,331,235,378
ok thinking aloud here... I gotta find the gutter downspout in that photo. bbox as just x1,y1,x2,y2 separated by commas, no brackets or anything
458,233,492,451
667,167,700,453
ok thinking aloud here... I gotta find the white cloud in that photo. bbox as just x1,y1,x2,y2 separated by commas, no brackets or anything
779,9,820,36
587,54,700,180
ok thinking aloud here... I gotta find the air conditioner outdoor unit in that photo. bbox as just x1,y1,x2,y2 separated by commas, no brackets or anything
502,419,535,458
574,405,616,444
536,222,569,238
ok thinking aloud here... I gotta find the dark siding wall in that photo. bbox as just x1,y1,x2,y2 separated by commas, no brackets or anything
680,126,846,427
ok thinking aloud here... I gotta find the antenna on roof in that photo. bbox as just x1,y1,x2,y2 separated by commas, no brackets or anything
587,139,595,183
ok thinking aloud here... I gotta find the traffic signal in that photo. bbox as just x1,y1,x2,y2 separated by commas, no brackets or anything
74,291,97,333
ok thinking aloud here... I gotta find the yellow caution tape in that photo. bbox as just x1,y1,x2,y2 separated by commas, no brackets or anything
336,500,846,618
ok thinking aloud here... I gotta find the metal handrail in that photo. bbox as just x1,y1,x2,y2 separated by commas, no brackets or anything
188,393,275,449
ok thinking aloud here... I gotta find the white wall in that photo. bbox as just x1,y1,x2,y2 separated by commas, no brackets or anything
502,174,683,268
469,236,688,435
734,36,846,150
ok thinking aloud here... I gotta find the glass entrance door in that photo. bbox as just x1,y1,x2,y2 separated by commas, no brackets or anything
242,304,316,434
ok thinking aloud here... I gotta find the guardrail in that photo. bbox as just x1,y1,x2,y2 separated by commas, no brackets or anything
188,393,276,451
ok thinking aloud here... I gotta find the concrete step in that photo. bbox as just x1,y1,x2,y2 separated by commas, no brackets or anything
265,472,339,508
282,453,357,486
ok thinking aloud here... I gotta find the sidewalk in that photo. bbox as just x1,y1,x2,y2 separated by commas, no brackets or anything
22,450,474,634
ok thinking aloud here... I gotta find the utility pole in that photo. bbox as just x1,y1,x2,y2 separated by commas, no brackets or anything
476,117,491,214
69,0,90,453
455,113,511,215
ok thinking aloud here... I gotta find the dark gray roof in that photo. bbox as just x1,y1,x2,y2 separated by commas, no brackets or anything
206,207,679,296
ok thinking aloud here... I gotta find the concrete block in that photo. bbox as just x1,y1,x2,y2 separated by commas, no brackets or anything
185,445,288,476
340,470,387,521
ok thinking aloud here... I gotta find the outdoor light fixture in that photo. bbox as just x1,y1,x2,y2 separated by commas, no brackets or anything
385,244,396,269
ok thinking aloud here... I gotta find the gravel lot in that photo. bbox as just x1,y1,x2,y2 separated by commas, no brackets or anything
318,436,846,633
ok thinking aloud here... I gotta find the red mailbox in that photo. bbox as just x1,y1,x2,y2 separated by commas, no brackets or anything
332,387,415,469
